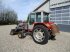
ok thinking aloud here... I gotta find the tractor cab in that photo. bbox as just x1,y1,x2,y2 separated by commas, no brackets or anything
35,11,49,22
27,11,49,25
27,11,50,30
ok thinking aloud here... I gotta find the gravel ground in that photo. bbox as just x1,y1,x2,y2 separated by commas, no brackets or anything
0,25,70,52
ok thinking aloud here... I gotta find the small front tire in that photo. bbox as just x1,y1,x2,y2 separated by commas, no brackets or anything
18,31,26,39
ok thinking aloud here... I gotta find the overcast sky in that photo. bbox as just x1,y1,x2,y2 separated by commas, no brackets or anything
0,0,44,20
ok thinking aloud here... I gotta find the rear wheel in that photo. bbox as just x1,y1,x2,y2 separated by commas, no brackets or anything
32,25,49,45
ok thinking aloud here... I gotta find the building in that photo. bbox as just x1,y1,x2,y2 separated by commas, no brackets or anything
33,0,70,32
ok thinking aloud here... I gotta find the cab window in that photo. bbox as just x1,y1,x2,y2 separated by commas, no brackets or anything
29,14,35,25
36,12,41,22
43,12,49,22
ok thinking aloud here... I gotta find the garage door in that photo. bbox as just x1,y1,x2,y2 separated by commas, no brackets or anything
50,5,70,25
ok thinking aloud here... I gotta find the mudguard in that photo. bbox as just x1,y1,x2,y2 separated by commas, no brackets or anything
51,24,60,35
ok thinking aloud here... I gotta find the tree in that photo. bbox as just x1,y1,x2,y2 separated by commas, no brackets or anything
0,9,18,25
0,0,18,25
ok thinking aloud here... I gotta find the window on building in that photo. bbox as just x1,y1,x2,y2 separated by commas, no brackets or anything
62,17,69,20
55,21,62,24
55,14,61,17
69,21,70,24
62,5,69,9
61,9,69,13
50,18,55,20
56,17,61,20
56,10,61,13
62,13,69,17
56,7,62,10
50,8,55,11
62,21,68,24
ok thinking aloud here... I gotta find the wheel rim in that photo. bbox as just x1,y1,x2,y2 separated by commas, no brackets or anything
33,28,45,42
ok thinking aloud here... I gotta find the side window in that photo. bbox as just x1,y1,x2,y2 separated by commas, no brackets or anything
43,13,49,22
36,12,41,22
29,14,35,25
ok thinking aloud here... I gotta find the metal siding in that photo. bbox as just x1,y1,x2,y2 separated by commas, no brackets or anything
50,5,70,25
50,0,70,8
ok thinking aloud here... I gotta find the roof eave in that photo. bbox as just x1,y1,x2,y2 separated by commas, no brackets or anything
33,0,49,12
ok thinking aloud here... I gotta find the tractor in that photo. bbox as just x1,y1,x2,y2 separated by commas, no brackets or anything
10,11,59,45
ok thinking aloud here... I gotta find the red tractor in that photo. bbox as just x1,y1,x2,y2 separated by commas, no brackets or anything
10,11,59,45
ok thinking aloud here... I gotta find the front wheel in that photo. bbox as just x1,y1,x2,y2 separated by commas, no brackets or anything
18,31,26,39
32,25,50,45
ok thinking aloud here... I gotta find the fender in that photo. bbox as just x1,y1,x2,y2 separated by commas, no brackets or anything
33,22,59,34
33,22,54,30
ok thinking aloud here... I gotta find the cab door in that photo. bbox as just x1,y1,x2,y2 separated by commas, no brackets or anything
28,13,35,30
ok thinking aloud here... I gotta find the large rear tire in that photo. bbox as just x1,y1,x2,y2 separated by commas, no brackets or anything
32,25,50,45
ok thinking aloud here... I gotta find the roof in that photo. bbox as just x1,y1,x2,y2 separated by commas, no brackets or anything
33,0,49,12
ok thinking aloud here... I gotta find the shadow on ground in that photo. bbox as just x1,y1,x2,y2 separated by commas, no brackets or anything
57,24,70,32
